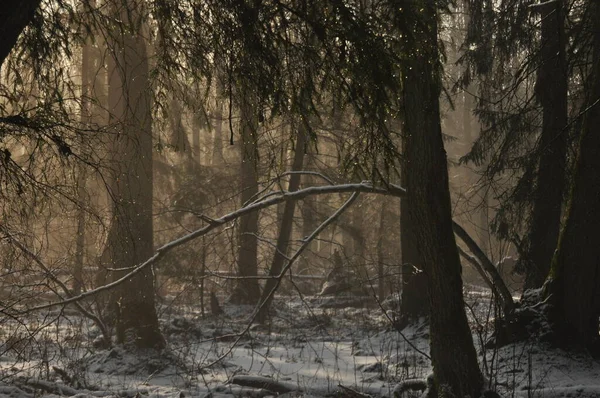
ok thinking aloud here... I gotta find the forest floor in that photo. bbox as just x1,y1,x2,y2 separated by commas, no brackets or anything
1,287,599,398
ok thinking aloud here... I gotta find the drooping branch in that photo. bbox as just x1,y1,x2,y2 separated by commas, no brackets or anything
452,221,515,313
23,181,405,313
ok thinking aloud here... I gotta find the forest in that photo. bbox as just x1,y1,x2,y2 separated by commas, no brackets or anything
0,0,599,397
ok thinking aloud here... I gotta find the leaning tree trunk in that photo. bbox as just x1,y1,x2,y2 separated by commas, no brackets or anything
400,1,483,395
103,0,164,349
522,0,568,290
257,125,306,322
545,1,600,353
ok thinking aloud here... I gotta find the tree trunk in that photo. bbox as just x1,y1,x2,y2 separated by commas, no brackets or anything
377,199,387,302
257,125,306,322
230,83,261,305
523,0,568,290
72,35,94,296
299,145,318,275
103,0,164,349
400,1,483,395
0,0,41,69
212,71,226,166
545,1,600,354
399,139,428,320
73,166,86,296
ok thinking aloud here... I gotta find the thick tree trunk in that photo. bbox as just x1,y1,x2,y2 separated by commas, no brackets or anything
400,143,428,320
523,0,568,290
230,83,261,305
0,0,41,69
257,127,306,322
400,2,483,395
103,0,164,349
545,2,600,354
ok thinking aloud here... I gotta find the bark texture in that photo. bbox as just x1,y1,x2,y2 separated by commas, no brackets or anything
546,1,600,354
230,83,261,305
400,151,428,320
400,1,483,395
103,0,164,349
523,0,568,290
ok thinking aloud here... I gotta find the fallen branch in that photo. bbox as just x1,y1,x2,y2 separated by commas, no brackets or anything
452,221,515,313
198,192,359,370
229,375,299,394
338,384,373,398
23,182,403,313
457,246,495,294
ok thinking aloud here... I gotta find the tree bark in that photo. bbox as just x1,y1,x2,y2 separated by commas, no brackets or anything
523,0,568,290
72,35,95,296
299,145,318,275
230,83,261,305
400,141,429,320
377,199,388,302
103,0,164,349
0,0,41,70
545,1,600,354
400,1,483,395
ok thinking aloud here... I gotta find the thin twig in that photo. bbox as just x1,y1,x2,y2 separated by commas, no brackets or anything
2,228,110,341
198,192,360,371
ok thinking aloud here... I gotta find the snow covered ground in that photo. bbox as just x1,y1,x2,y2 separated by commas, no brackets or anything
0,289,599,397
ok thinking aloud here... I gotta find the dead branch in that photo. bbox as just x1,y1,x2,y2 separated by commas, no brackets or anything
452,221,515,313
24,182,402,313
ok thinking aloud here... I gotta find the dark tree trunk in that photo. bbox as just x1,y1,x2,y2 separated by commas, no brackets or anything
230,83,261,305
73,166,86,296
399,146,428,320
523,0,568,290
400,2,483,395
0,0,41,69
212,73,226,166
103,0,164,350
377,199,388,302
545,1,600,353
257,127,306,322
299,146,318,275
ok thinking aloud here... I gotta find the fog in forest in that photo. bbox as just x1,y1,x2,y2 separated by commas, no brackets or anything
0,1,598,397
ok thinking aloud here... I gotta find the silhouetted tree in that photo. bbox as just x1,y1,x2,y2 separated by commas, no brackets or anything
397,1,483,395
545,0,600,354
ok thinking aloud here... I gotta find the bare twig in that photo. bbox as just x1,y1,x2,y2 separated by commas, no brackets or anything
2,228,110,342
198,192,360,370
